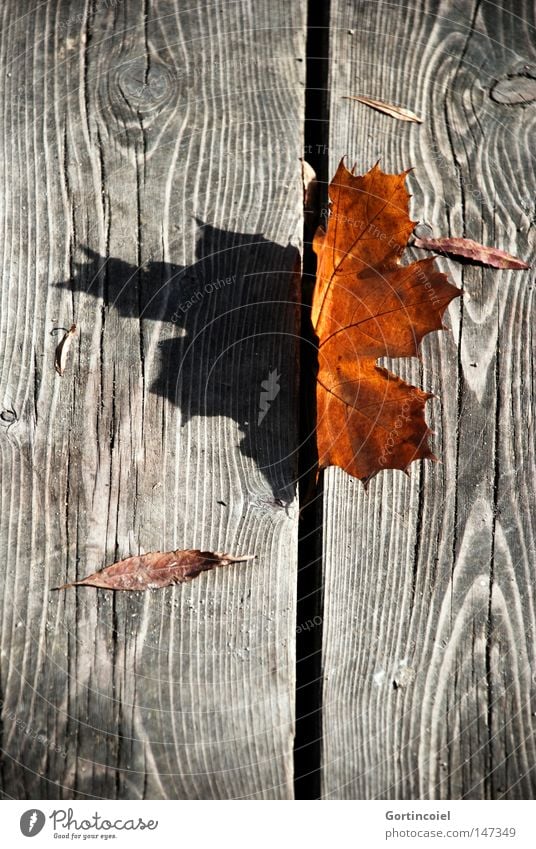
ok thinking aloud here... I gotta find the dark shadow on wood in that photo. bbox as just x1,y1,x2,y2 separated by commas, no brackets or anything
54,222,300,501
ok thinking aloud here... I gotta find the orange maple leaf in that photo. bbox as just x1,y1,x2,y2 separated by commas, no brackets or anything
312,159,461,484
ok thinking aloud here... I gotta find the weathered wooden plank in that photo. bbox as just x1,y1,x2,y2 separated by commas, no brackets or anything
0,0,306,799
321,0,536,799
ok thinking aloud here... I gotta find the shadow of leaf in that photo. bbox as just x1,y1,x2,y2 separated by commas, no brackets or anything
54,221,301,501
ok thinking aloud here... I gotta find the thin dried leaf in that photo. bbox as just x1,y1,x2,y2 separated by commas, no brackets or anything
342,95,423,123
301,158,318,233
54,324,77,376
312,159,460,484
53,549,254,591
414,236,530,269
301,159,317,209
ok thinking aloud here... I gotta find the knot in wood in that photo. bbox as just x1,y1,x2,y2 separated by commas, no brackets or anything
114,59,175,115
491,62,536,104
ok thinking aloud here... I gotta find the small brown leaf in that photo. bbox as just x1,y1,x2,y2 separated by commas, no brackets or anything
52,549,254,591
342,95,423,123
414,237,530,269
54,324,77,376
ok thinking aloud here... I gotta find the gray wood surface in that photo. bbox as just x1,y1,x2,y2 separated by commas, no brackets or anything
0,0,305,799
2,0,534,804
321,0,536,799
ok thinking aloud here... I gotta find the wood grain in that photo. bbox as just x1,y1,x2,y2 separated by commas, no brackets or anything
321,0,536,799
0,0,305,799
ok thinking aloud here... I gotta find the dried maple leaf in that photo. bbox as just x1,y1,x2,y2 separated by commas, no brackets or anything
312,159,461,483
52,550,253,591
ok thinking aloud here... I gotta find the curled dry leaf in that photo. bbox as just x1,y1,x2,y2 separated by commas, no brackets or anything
342,95,423,123
54,324,77,376
301,159,317,209
301,158,318,234
413,236,530,270
312,159,461,484
52,549,254,591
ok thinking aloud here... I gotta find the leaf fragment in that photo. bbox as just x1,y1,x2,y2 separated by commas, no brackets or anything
301,159,317,209
52,549,254,591
301,158,318,233
312,159,460,484
413,236,530,269
54,324,77,376
342,95,423,123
